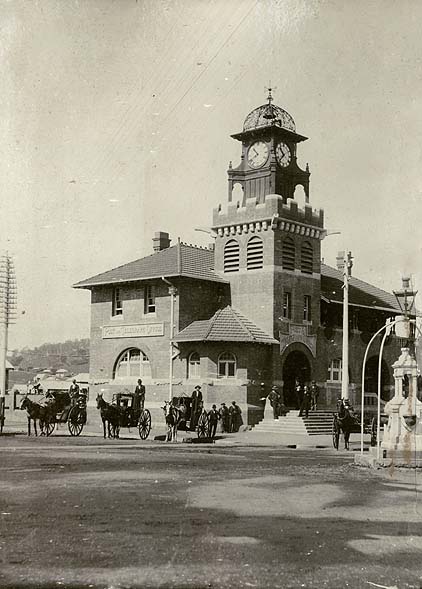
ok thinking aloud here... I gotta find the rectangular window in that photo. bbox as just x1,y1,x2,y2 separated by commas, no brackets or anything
328,359,342,382
112,287,123,316
283,292,291,319
303,295,312,322
144,285,156,314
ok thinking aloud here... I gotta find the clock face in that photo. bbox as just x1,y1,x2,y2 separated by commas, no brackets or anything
276,142,291,167
247,141,269,169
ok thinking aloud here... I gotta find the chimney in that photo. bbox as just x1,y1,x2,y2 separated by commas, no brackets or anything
152,231,171,252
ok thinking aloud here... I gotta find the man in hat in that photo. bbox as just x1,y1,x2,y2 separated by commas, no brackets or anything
134,378,145,412
298,385,312,419
219,402,230,433
229,401,242,432
208,404,220,438
267,386,282,419
190,385,203,430
310,380,319,411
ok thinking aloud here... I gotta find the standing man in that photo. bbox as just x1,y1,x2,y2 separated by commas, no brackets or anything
134,378,146,413
190,385,202,431
208,404,220,438
219,402,229,433
310,380,319,411
298,385,312,419
294,379,303,410
229,401,242,432
267,386,281,420
69,379,80,401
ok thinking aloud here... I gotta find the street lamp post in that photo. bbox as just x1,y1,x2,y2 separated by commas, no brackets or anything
162,277,178,402
340,251,353,401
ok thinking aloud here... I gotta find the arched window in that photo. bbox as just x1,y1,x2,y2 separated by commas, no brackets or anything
301,242,313,274
218,352,236,378
187,352,200,379
247,236,263,270
224,240,240,273
114,348,150,379
282,237,295,270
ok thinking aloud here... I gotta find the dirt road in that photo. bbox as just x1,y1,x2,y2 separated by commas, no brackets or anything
0,435,421,588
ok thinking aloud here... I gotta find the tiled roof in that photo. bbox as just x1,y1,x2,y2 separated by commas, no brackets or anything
321,264,401,312
73,243,226,288
174,306,279,345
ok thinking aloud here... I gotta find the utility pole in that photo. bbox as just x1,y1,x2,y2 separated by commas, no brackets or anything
0,253,17,434
339,251,353,401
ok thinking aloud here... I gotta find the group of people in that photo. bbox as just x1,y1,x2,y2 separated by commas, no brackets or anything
208,400,243,436
296,380,320,419
190,385,243,437
260,380,320,420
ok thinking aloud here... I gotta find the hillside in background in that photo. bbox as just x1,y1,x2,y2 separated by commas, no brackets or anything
9,339,90,377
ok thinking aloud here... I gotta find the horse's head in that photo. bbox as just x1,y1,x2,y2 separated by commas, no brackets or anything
96,393,105,409
162,401,171,416
20,396,29,411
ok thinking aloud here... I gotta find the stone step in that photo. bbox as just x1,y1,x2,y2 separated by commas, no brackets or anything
250,410,334,437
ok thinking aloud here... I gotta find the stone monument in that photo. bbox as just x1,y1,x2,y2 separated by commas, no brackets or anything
382,347,422,461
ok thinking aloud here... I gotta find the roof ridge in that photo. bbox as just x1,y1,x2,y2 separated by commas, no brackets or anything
204,308,223,338
74,244,179,286
230,307,259,341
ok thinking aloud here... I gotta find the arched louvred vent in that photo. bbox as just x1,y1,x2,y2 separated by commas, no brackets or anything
247,236,263,270
224,239,240,272
301,242,313,274
282,237,295,271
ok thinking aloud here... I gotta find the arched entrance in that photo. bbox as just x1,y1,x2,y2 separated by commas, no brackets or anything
365,356,392,401
282,349,312,408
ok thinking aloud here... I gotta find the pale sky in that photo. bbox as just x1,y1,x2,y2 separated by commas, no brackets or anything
1,0,422,349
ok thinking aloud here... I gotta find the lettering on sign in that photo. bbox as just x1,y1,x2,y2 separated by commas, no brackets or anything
102,323,164,339
289,324,307,337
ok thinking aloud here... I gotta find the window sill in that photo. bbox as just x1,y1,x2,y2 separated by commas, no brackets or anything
110,315,124,321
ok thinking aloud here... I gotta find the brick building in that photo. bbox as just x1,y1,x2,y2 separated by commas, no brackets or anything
74,94,406,423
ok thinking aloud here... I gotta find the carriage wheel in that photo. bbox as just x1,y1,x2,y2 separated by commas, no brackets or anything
44,419,55,437
197,412,210,438
68,407,84,436
332,416,340,450
138,409,151,440
370,417,377,447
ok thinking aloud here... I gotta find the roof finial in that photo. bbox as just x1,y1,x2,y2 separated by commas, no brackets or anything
265,81,276,105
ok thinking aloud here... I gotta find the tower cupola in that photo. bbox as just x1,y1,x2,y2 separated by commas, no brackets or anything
227,89,310,205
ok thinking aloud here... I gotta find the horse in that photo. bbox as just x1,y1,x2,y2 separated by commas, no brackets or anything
162,401,183,442
96,394,121,439
336,399,358,450
20,396,51,436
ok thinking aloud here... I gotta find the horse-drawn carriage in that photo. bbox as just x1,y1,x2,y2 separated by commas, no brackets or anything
332,394,387,450
21,389,87,437
164,396,210,440
96,391,152,440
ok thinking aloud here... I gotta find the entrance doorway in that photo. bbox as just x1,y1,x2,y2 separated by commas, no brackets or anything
282,350,311,408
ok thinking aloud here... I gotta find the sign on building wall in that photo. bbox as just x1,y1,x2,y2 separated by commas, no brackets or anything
102,323,164,339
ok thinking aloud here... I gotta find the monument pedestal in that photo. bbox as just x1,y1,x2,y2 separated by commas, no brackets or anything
381,348,422,460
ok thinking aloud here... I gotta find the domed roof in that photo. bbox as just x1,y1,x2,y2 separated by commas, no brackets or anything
243,103,296,133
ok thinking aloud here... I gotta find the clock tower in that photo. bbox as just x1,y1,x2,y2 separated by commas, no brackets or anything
228,89,310,205
212,91,324,353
